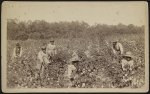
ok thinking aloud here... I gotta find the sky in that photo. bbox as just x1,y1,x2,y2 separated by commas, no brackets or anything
2,1,148,26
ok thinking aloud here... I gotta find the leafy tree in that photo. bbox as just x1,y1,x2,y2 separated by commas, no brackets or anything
7,19,144,40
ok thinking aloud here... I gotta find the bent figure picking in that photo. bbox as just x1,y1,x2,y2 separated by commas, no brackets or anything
112,40,124,56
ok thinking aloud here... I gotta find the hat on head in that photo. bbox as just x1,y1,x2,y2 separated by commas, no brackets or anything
72,61,79,64
113,41,117,43
124,51,133,58
41,46,46,50
50,39,54,42
113,40,118,43
113,38,119,42
16,43,20,46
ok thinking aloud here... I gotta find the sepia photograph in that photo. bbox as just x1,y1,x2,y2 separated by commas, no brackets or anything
1,1,149,93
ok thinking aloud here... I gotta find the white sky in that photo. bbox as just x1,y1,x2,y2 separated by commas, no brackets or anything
2,1,148,26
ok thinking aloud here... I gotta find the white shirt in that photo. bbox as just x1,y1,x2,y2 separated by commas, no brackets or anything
66,64,76,78
46,43,56,56
38,51,49,64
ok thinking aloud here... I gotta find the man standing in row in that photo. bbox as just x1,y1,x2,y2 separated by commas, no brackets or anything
36,46,50,78
46,40,57,62
36,40,57,83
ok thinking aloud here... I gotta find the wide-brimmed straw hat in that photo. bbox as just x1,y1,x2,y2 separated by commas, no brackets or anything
41,46,46,50
124,51,133,58
50,39,54,42
113,39,119,43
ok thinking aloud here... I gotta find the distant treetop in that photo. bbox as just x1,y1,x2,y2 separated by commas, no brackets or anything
7,19,144,40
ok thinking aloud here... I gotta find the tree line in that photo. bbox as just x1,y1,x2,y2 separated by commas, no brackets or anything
7,19,144,40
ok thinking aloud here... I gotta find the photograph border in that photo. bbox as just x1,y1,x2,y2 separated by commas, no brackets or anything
1,1,149,93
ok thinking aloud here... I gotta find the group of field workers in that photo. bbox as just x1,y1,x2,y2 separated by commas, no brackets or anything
111,40,134,84
13,39,135,87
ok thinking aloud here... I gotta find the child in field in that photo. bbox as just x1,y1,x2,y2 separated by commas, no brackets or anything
12,43,23,58
64,50,81,87
65,62,77,79
64,61,77,88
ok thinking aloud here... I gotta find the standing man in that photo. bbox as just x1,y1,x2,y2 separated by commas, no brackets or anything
36,46,50,82
12,43,23,58
46,40,57,62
